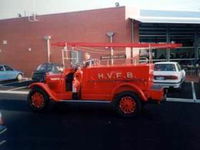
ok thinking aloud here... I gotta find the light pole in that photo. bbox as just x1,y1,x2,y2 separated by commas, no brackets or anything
44,36,51,63
106,32,115,65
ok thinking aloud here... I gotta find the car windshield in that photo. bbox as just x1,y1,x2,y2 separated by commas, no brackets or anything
36,64,47,71
4,65,13,71
154,64,176,71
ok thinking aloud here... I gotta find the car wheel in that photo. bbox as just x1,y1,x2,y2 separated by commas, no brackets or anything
17,74,23,81
27,88,49,112
113,91,141,117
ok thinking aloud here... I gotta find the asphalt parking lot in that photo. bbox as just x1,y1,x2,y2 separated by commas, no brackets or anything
0,80,31,94
0,80,200,150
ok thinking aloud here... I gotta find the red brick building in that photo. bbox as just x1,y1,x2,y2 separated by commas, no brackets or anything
1,6,200,76
0,6,139,76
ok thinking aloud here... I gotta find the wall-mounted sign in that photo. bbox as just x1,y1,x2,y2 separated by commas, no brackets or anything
100,54,126,60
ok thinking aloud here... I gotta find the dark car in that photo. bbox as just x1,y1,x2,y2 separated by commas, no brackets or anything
32,63,63,82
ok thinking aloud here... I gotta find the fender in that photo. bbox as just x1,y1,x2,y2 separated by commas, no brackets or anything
29,83,59,101
111,83,148,101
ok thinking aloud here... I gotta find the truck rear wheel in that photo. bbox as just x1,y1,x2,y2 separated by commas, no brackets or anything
27,88,49,112
114,92,141,117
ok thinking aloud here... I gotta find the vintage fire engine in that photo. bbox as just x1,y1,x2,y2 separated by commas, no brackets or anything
27,42,182,117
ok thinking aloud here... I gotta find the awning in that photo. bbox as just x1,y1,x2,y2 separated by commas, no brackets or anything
130,9,200,24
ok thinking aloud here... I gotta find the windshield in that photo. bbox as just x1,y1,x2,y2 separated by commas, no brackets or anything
154,64,176,71
46,65,53,72
36,64,47,71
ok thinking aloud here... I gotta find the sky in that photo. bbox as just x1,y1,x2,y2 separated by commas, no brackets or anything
0,0,200,19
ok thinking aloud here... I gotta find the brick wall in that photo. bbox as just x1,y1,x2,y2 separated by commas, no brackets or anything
0,6,139,77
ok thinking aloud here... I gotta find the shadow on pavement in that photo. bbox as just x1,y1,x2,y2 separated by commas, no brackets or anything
0,80,33,87
0,100,30,112
0,80,17,84
167,82,193,99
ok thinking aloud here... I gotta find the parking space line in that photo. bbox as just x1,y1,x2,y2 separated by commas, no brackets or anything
0,127,7,135
167,98,195,103
8,86,27,91
0,90,29,94
191,81,197,101
0,140,6,146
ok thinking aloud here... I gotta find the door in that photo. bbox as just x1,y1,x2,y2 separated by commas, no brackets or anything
4,65,17,80
0,65,7,81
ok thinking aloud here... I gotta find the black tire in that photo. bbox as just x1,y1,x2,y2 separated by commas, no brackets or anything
113,91,142,117
27,88,49,112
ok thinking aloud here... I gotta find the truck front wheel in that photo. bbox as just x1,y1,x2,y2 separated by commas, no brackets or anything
27,88,49,112
114,92,142,117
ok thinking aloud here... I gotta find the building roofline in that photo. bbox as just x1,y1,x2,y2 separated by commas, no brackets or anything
0,6,125,21
128,8,200,24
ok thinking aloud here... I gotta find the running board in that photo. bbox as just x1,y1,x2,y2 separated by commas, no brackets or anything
60,100,111,104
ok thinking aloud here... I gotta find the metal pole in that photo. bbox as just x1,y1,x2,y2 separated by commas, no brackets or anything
47,39,50,63
166,25,170,61
110,36,114,65
44,36,51,63
149,45,152,63
106,32,115,65
71,47,74,66
62,47,66,67
194,31,199,60
131,19,134,64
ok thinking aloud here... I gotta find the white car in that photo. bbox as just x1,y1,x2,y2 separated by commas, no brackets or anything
153,62,186,88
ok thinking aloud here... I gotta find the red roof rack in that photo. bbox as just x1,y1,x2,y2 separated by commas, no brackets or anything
52,42,182,49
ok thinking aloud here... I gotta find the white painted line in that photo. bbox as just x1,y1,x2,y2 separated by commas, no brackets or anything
195,99,200,102
8,86,27,91
0,90,29,94
191,81,197,101
166,98,195,103
0,140,6,146
0,127,7,135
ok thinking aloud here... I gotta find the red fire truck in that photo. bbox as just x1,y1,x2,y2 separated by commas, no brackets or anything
27,42,181,117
